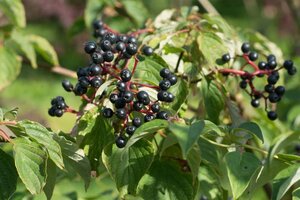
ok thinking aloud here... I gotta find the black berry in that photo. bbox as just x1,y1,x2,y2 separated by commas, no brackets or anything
116,42,126,52
269,92,280,103
157,90,169,101
248,51,258,61
115,108,126,119
89,64,102,76
55,109,64,117
103,108,114,118
151,103,160,113
62,80,73,92
283,60,293,70
120,69,132,82
127,36,137,44
258,61,267,70
275,86,285,96
115,98,126,109
74,84,87,95
132,117,142,127
116,136,126,148
117,81,126,92
251,99,260,108
103,51,114,62
133,101,143,111
142,46,153,56
84,41,97,54
144,114,155,122
159,79,171,90
288,67,297,75
137,91,150,105
241,43,250,53
109,93,119,103
91,52,104,64
267,75,278,85
157,111,169,120
125,125,136,136
104,32,117,43
267,111,277,120
239,80,247,89
123,91,134,103
167,74,177,85
222,53,230,62
90,77,102,88
265,84,274,93
160,68,171,78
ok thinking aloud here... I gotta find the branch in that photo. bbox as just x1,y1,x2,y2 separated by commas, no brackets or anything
51,66,77,79
198,0,220,15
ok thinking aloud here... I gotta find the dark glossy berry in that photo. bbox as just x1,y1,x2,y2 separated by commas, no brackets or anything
269,92,280,103
268,60,277,69
133,101,143,111
126,125,136,136
251,99,260,108
78,76,90,88
62,79,73,92
55,109,64,117
267,54,276,62
267,111,277,120
267,75,278,85
265,84,274,93
144,114,155,122
151,103,160,113
115,136,126,148
159,79,171,90
275,86,285,96
222,53,231,62
166,92,175,102
74,84,87,96
115,98,126,109
241,42,250,53
92,19,104,30
258,61,267,70
84,41,97,54
239,80,247,89
117,81,126,92
127,36,137,44
118,35,128,43
116,42,126,52
91,52,104,64
167,74,177,85
142,46,153,56
89,64,102,76
55,96,64,102
48,107,56,117
123,91,134,103
90,77,102,88
120,69,132,82
288,67,297,75
157,90,169,101
283,60,293,70
77,67,89,77
160,68,171,78
137,91,150,104
249,51,258,61
126,43,138,55
103,108,114,118
104,32,117,43
132,117,142,127
115,108,126,119
94,29,107,38
157,111,169,120
56,101,66,109
109,93,119,103
100,40,112,51
103,51,114,62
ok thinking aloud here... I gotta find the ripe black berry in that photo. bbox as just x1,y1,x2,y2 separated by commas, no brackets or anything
142,46,153,56
160,68,171,78
275,86,285,96
144,114,155,122
267,111,277,120
103,108,114,118
167,74,177,85
126,43,138,55
267,75,278,85
222,53,231,62
249,51,258,61
258,61,267,70
159,79,171,90
74,84,87,96
77,67,89,77
265,84,274,93
239,80,247,89
157,90,169,101
109,93,119,103
251,99,260,108
84,41,97,54
100,40,112,51
166,92,175,102
283,60,293,70
115,98,126,109
151,103,160,113
133,101,143,111
48,107,56,117
127,36,137,44
55,109,64,117
104,32,117,44
89,64,102,76
90,77,102,88
103,51,114,62
78,76,90,88
116,42,126,52
269,92,280,103
92,19,104,30
125,125,136,136
118,35,128,43
268,60,277,69
241,43,250,53
91,52,104,64
288,67,297,75
62,80,73,92
137,91,150,105
56,101,66,109
267,54,276,62
94,29,106,38
132,117,142,127
123,91,134,103
115,136,126,148
157,111,169,120
120,69,132,82
115,108,126,119
117,81,126,92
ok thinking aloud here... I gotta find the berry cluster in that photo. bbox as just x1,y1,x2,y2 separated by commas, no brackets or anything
220,42,297,120
49,20,177,148
48,96,67,117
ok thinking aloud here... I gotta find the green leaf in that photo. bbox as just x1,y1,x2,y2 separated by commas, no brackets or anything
225,151,261,199
0,46,21,91
43,159,56,200
293,187,300,200
68,17,85,37
197,32,227,67
84,0,105,28
201,79,225,124
137,160,194,200
102,139,154,196
13,137,48,194
186,145,201,179
232,122,264,143
28,35,59,66
0,0,26,27
168,78,189,112
54,135,91,189
272,164,300,200
122,0,148,27
1,107,18,121
10,30,37,68
18,120,64,169
169,120,204,158
0,148,18,200
126,119,169,148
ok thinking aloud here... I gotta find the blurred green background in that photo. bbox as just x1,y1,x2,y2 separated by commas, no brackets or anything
1,0,300,199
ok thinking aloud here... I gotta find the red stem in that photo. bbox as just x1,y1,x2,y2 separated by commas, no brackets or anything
131,56,139,75
132,82,160,89
243,54,259,71
65,107,79,114
130,28,154,36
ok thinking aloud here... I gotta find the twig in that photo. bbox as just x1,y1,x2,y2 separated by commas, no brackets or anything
198,0,220,15
51,66,77,79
